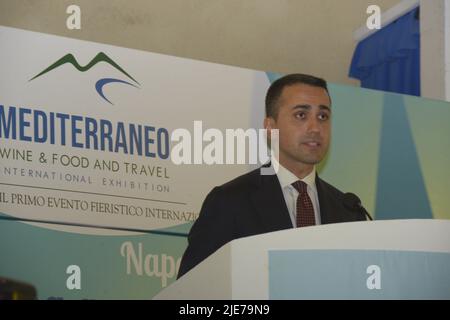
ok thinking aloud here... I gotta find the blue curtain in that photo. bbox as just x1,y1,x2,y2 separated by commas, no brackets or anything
349,7,420,96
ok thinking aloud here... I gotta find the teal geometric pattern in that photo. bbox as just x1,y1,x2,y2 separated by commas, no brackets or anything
265,72,283,83
375,93,432,219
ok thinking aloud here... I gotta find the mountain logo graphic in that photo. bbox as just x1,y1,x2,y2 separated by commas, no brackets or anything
29,52,140,105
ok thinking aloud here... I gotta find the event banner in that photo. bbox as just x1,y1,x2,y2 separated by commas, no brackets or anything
0,26,267,234
0,26,266,298
1,26,449,299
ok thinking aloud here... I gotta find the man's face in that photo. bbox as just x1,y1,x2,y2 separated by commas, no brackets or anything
265,84,331,172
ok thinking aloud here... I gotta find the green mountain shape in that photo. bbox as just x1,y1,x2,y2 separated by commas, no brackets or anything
29,52,139,85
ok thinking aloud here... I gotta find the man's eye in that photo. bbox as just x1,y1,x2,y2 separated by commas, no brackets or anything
295,112,306,119
318,113,329,121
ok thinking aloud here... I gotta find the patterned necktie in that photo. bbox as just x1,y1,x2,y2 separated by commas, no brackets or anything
292,181,316,227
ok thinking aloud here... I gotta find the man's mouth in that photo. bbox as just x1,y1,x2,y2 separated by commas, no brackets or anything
302,141,321,147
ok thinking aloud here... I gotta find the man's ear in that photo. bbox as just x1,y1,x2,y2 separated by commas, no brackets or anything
264,117,274,130
264,117,275,148
264,117,276,142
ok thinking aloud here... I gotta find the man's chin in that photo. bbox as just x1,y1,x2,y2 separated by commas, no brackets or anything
297,155,324,165
277,152,324,166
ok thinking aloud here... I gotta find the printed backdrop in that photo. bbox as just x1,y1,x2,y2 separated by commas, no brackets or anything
0,26,449,299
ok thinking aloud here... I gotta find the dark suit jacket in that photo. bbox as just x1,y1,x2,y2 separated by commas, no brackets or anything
177,166,365,278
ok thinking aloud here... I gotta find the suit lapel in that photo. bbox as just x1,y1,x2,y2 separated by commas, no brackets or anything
316,176,330,224
250,169,293,232
316,175,341,224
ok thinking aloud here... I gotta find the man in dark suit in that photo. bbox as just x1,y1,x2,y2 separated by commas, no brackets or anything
177,73,366,278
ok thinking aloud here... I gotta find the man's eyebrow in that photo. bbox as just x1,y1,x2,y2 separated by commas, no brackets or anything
292,104,331,112
292,104,311,110
319,105,331,112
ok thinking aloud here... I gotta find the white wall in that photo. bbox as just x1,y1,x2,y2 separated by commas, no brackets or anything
0,0,400,86
445,0,450,101
421,0,450,101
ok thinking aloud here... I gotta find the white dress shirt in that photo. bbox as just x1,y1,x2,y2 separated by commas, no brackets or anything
274,161,321,227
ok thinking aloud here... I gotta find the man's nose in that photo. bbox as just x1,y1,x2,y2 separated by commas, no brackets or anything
306,118,320,133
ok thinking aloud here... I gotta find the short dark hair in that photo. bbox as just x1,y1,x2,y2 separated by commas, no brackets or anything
265,73,330,118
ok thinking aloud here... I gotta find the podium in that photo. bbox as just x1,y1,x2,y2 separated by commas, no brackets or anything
154,219,450,299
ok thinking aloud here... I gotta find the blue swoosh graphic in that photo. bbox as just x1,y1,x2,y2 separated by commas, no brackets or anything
95,78,139,105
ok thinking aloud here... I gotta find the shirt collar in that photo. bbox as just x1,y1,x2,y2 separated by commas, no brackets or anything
272,158,316,189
